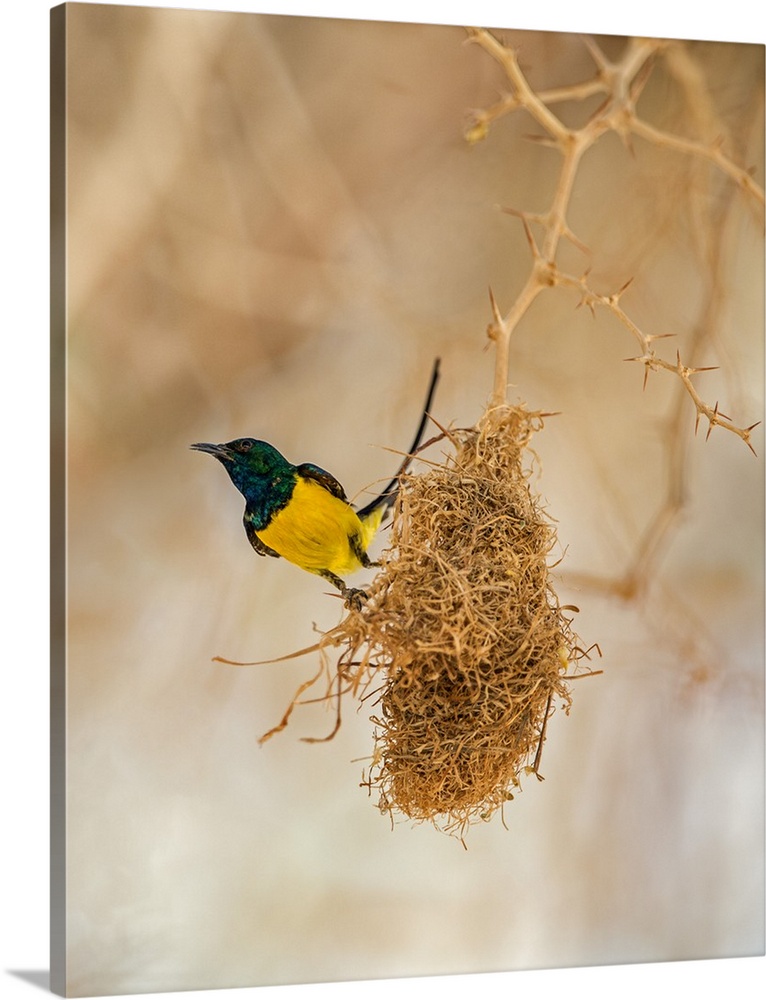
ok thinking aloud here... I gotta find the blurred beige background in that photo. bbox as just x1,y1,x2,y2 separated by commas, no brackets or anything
60,5,764,996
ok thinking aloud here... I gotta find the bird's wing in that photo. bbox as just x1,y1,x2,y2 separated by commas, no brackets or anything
243,514,281,558
295,463,349,502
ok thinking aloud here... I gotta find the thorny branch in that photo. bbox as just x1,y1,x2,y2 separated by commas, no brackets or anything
465,29,763,454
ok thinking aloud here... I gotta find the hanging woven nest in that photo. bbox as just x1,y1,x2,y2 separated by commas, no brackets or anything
304,401,585,834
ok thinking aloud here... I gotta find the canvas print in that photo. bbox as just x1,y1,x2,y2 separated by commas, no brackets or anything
51,3,765,996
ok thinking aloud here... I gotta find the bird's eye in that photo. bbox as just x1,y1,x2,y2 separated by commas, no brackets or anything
236,440,252,452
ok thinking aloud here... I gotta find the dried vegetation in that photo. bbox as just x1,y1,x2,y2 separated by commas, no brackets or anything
315,407,591,834
223,30,763,837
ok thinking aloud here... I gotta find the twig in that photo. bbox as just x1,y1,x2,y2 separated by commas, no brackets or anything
466,29,762,449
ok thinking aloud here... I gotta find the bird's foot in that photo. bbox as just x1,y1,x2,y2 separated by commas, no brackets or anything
319,570,369,610
341,586,368,611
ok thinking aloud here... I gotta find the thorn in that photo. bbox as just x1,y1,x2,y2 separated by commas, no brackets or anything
642,364,650,392
645,332,676,343
687,365,719,375
706,401,720,441
628,53,656,103
610,276,634,304
619,129,636,157
586,95,612,125
486,286,505,342
522,132,558,148
488,286,503,326
694,409,701,435
575,293,595,317
520,216,541,259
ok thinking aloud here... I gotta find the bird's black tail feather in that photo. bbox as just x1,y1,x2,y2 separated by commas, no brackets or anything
356,357,440,522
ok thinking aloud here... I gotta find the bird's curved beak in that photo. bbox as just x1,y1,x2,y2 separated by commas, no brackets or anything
190,442,233,461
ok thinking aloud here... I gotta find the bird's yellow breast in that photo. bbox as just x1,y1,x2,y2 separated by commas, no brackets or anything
256,477,381,577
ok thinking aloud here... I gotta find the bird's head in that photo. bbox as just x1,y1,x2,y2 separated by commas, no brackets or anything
191,438,291,497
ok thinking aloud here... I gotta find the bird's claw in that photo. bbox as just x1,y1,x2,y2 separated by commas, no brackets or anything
342,587,368,611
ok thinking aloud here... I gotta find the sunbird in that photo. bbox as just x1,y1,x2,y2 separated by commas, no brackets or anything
192,359,440,605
